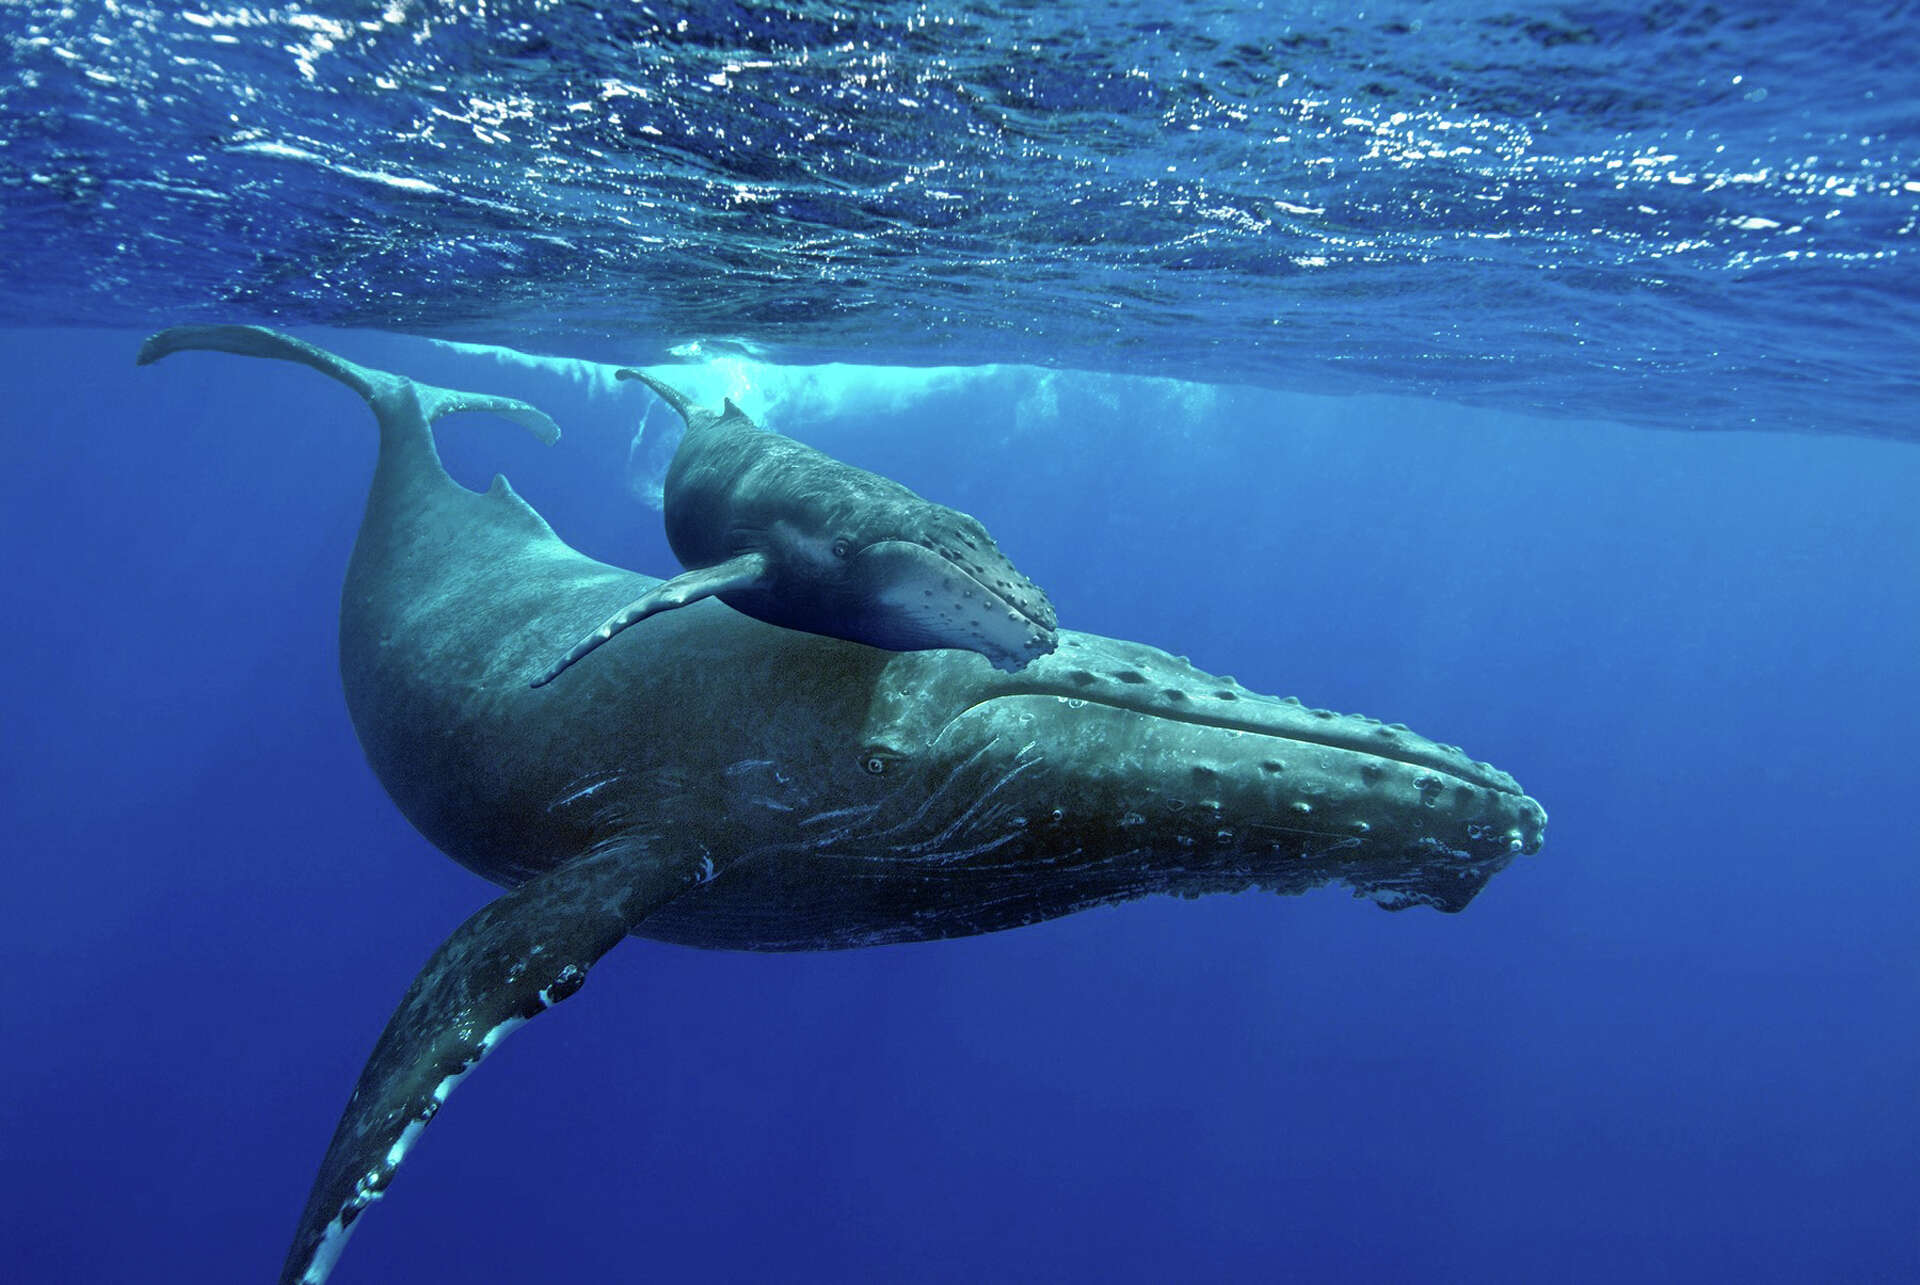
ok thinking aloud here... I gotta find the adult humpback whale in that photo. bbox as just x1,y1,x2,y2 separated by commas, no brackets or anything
532,367,1057,686
136,325,1546,1285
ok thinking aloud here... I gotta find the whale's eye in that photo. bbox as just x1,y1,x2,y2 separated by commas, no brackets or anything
832,537,853,559
863,754,887,776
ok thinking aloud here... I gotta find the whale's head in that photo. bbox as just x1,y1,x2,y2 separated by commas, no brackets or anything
735,475,1059,673
831,502,1058,671
807,631,1547,939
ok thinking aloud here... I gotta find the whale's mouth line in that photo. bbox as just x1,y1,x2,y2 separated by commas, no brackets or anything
939,686,1523,794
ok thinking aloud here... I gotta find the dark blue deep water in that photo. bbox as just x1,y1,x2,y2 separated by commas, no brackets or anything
2,5,1916,1284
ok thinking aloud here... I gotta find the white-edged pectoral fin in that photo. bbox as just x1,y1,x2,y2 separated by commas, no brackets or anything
529,552,769,688
279,839,708,1285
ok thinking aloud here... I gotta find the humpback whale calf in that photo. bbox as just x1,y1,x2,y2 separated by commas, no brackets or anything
532,367,1057,686
136,325,1546,1285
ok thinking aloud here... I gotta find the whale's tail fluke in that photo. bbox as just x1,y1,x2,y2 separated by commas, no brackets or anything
137,325,561,446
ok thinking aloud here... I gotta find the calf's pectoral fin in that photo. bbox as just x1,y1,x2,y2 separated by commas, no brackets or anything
530,552,770,687
280,840,708,1285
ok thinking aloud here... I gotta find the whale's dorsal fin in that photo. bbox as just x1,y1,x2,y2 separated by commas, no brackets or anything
280,838,710,1285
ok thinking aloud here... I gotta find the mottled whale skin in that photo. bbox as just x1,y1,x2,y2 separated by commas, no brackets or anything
136,326,1545,1285
532,369,1057,686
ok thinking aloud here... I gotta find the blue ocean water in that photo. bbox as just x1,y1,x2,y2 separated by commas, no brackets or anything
2,5,1917,1285
4,2,1916,434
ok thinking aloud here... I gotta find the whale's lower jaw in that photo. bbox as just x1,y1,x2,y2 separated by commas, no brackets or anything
633,836,1524,952
634,747,1540,952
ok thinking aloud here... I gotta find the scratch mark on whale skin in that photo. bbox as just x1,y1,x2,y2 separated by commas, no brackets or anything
548,773,622,813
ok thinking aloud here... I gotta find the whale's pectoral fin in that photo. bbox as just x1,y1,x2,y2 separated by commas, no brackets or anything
280,841,706,1285
530,551,770,688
